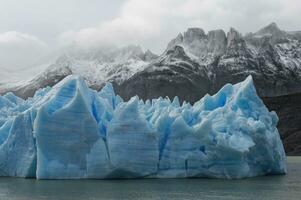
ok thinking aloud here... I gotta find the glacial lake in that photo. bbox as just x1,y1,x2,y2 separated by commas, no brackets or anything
0,157,300,200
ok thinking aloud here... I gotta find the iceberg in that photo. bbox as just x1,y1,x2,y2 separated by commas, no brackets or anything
0,75,287,179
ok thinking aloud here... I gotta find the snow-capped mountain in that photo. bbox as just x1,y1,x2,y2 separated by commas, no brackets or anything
1,22,301,102
116,45,211,102
117,23,301,102
0,45,158,98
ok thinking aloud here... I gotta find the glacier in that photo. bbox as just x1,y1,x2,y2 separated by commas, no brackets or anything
0,75,286,179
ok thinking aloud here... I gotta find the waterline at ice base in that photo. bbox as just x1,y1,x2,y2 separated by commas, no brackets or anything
0,75,286,179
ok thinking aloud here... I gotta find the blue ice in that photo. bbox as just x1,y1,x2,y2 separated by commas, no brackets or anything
0,75,287,179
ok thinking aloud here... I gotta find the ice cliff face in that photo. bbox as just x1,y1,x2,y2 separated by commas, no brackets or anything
0,75,286,179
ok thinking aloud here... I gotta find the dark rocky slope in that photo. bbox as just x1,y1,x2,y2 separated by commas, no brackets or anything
115,46,210,103
263,93,301,155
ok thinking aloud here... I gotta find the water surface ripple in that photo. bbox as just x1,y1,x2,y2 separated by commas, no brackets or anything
0,157,300,200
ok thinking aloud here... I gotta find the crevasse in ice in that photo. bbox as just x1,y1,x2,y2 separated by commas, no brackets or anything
0,75,287,179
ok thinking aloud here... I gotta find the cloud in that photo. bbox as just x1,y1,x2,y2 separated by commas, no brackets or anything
0,31,46,46
1,0,300,76
58,1,161,49
59,0,301,53
0,31,48,71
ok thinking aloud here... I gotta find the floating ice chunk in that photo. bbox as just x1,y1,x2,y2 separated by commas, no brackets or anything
0,75,286,179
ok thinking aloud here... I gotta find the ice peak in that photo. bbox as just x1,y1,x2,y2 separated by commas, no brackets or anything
237,75,255,92
114,96,140,120
39,75,92,115
101,82,115,94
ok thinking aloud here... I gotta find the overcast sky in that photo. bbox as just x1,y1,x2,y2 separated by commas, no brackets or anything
0,0,300,74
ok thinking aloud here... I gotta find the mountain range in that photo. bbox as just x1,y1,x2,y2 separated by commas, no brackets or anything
1,22,301,155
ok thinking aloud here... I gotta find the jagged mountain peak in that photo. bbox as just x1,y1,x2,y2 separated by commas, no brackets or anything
183,27,206,41
250,22,289,44
229,27,239,32
227,27,243,46
158,45,190,64
256,22,282,35
208,29,226,38
166,27,227,60
145,49,154,55
166,33,183,50
264,22,279,29
207,29,227,57
143,49,159,62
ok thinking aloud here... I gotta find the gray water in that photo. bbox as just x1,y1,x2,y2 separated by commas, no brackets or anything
0,157,300,200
